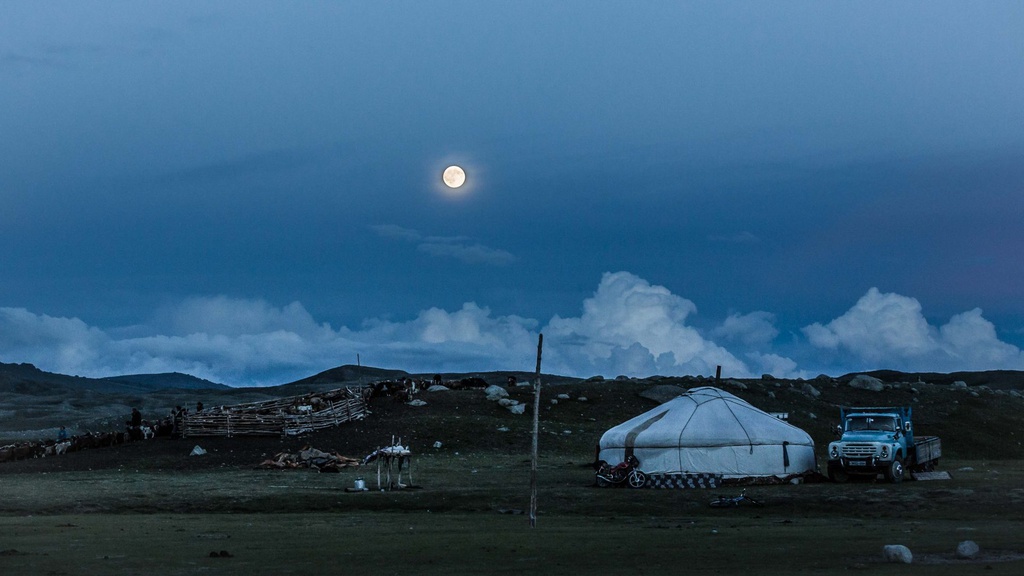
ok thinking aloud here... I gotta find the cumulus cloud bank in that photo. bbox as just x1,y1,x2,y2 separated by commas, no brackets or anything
803,287,1024,372
2,278,1022,386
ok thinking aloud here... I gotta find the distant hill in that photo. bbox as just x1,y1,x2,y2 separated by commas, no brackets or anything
0,362,227,395
271,365,411,394
101,373,230,391
276,364,583,394
840,369,1024,390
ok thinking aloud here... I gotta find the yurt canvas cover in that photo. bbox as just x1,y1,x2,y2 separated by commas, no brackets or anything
598,386,815,479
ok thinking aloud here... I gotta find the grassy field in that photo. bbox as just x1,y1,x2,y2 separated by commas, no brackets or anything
3,374,1024,574
2,453,1023,575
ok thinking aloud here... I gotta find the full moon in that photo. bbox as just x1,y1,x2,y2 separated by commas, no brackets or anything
442,165,466,188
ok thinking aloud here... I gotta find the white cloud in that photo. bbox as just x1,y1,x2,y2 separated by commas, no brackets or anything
371,224,516,265
713,311,779,346
5,279,1020,387
541,272,763,378
708,231,760,244
417,241,516,265
803,287,1024,371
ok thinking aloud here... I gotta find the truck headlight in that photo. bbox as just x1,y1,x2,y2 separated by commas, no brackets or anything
830,445,838,459
880,445,888,458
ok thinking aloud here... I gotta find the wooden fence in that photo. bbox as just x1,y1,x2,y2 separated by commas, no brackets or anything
181,387,367,438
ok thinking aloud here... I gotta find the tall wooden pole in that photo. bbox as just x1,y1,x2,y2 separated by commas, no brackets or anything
529,333,543,528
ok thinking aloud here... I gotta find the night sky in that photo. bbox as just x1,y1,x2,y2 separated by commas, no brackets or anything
3,2,1023,385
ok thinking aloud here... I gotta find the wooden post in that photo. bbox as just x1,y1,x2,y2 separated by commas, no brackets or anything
529,333,543,528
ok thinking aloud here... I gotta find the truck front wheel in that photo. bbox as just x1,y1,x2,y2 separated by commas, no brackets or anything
886,457,904,484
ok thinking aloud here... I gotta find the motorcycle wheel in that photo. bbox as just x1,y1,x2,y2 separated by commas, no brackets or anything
627,470,647,489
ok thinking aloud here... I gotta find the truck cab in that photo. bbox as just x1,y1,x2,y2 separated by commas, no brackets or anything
827,406,937,484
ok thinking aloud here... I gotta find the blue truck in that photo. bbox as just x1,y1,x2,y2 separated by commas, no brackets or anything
827,406,941,483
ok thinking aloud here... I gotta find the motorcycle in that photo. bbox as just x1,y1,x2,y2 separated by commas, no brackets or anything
595,454,647,488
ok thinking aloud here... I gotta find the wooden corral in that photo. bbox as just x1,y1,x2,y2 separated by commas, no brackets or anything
181,387,367,438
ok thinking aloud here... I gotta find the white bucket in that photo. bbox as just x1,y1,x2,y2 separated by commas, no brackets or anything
354,478,366,490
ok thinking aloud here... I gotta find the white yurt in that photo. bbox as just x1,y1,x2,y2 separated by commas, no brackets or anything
598,386,815,484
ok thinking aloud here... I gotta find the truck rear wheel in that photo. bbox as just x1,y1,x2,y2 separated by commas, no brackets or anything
886,457,904,484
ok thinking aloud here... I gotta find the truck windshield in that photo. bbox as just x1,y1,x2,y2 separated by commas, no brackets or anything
846,416,897,432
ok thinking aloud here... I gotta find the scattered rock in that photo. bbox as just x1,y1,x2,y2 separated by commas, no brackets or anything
801,383,821,398
762,374,775,380
484,385,509,400
808,412,817,420
426,385,450,392
550,399,558,405
724,379,747,390
586,375,605,382
497,398,519,407
508,404,526,415
849,375,885,392
882,544,913,564
190,445,207,457
406,399,427,407
577,396,588,402
768,391,776,399
951,381,969,390
955,540,979,559
432,441,442,449
497,426,510,432
556,393,571,400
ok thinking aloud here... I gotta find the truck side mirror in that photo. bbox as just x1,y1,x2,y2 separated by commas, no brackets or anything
904,422,912,432
833,424,842,437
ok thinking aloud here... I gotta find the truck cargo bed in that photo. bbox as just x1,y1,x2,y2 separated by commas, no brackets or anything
913,435,941,466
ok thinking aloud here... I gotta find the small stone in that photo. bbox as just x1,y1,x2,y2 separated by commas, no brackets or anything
882,544,913,564
955,540,979,559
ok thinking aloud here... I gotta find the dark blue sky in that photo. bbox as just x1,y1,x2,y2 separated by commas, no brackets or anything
2,2,1023,385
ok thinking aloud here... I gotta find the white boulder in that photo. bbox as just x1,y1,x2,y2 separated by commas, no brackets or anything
882,545,913,564
484,385,509,400
849,375,885,392
955,540,979,559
